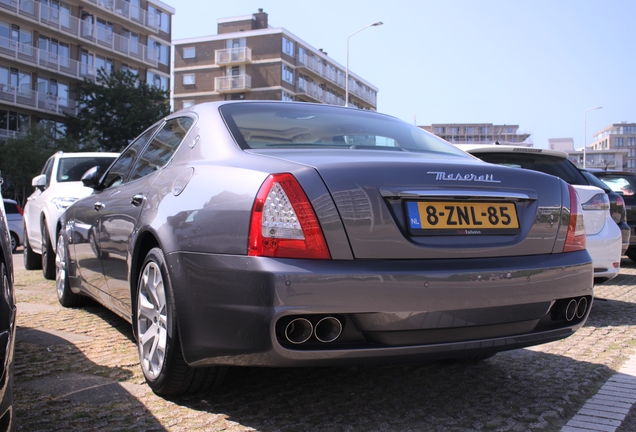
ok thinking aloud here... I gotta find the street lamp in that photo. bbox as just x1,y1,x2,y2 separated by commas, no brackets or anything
583,106,602,169
345,21,383,107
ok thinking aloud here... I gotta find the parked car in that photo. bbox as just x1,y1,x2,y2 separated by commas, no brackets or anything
578,169,629,254
589,170,636,262
56,101,593,397
0,179,16,430
23,151,118,280
2,199,23,253
456,144,622,285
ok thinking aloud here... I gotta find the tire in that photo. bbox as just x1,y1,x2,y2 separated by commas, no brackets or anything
136,247,225,396
9,232,18,253
627,248,636,263
56,232,86,307
23,227,42,270
41,223,56,280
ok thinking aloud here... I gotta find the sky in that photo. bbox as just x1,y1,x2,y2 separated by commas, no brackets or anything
169,0,635,149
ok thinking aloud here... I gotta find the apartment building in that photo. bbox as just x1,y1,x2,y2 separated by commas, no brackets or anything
419,123,532,146
173,9,378,111
0,0,174,140
590,122,636,171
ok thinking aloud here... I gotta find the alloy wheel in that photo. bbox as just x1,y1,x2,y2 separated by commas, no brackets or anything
137,261,168,380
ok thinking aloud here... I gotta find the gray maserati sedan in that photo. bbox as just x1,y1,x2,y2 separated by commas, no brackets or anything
54,101,593,396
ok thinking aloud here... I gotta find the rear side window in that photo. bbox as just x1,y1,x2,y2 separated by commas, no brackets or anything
102,126,159,189
475,152,588,185
3,201,19,214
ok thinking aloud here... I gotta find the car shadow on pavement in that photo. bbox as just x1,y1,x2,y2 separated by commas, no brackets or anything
172,350,616,431
14,317,166,431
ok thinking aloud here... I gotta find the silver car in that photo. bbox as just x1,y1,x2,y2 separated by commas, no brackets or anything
55,101,594,396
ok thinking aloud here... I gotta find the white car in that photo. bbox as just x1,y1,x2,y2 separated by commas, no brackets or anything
23,151,118,279
456,144,622,284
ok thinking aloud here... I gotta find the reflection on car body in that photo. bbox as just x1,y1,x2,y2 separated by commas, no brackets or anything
56,101,594,397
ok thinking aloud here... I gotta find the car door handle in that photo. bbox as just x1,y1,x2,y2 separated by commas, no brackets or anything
131,194,145,207
94,202,105,212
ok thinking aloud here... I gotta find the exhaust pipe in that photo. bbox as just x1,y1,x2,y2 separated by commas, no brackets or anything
285,318,313,344
576,297,588,319
565,299,578,321
314,317,343,343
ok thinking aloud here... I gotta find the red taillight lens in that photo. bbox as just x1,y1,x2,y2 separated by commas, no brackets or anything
16,204,23,216
248,173,330,259
563,184,586,252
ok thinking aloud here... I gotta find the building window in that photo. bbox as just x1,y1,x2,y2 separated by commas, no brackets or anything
624,126,636,134
149,5,170,33
628,137,635,147
449,127,460,134
479,126,490,134
465,127,474,134
0,109,30,135
629,160,636,169
282,91,293,101
434,127,446,134
616,137,624,148
95,55,113,74
121,64,138,76
147,71,168,91
183,74,195,85
282,37,295,58
282,64,294,84
183,47,195,59
149,39,169,65
182,100,195,109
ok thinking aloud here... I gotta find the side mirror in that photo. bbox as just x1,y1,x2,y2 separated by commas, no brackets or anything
32,174,47,190
81,166,102,189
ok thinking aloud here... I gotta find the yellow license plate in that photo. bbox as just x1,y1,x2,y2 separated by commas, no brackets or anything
407,201,519,232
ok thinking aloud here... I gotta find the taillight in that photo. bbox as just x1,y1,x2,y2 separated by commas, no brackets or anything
581,192,610,211
613,194,627,224
563,184,586,252
16,204,23,216
248,173,330,259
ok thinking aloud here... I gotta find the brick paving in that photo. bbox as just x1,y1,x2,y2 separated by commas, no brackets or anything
12,253,636,431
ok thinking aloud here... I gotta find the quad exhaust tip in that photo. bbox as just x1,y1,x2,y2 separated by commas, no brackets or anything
283,316,343,344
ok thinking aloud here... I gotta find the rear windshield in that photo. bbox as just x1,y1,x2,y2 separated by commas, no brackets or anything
3,201,19,214
57,156,117,182
595,174,636,196
220,102,469,158
473,152,588,185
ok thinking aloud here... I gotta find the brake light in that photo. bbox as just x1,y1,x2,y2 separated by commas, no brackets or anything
248,173,330,259
581,193,610,211
16,204,23,216
563,184,586,252
613,194,627,224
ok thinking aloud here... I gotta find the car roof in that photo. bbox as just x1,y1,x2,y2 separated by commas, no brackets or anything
455,144,569,159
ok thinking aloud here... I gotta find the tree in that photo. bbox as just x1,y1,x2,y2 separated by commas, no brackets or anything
66,69,170,152
0,125,79,205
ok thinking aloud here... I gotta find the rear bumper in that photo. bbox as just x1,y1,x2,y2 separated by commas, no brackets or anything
167,250,593,367
587,218,622,283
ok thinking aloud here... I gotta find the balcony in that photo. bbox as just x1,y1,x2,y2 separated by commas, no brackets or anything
80,0,158,33
0,35,110,82
215,47,252,66
215,75,251,93
0,0,157,67
0,83,77,116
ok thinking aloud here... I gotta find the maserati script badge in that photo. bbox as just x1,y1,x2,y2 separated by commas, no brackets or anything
427,171,501,183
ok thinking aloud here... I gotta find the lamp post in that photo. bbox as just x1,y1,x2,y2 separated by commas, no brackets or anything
583,106,602,168
345,21,383,107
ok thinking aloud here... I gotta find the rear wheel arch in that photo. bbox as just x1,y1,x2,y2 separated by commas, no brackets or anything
130,232,160,338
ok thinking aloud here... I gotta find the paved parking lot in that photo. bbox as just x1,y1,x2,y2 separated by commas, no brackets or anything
12,251,636,431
